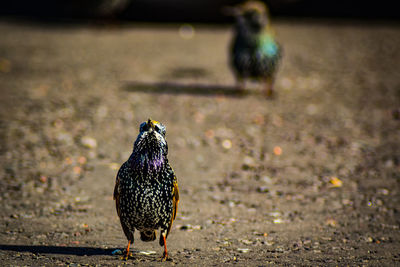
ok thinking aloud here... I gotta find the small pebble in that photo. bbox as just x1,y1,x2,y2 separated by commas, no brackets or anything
81,136,97,149
237,248,250,253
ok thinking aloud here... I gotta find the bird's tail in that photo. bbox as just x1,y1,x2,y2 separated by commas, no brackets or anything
140,230,156,242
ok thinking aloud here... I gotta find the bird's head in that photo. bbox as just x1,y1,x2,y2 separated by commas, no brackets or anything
132,119,168,171
230,1,270,32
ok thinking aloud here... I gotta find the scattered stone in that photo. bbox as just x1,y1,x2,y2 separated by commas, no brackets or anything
221,139,232,150
237,248,250,253
81,136,97,149
325,218,337,227
138,250,156,255
240,239,253,245
179,224,202,231
273,218,283,224
329,177,343,187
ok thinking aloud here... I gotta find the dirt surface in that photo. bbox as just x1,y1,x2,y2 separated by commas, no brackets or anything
0,19,399,266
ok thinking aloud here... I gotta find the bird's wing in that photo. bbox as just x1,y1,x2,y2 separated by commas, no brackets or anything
259,34,279,58
113,167,122,217
172,178,179,221
167,175,179,238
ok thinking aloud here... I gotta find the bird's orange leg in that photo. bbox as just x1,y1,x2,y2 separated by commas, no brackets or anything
236,77,246,93
122,240,132,260
264,77,274,98
161,234,169,261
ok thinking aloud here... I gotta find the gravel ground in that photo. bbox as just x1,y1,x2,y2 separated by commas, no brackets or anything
0,18,399,266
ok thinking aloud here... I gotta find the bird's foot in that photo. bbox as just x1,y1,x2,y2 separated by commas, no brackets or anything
238,87,247,96
263,79,275,99
236,79,246,94
264,87,275,99
237,83,246,92
120,252,133,260
160,252,171,262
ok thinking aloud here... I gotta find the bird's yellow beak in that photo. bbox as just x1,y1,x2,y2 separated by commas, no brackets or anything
147,119,160,130
147,119,155,129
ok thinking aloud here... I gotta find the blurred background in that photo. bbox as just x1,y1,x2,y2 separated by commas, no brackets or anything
0,0,399,265
1,0,399,22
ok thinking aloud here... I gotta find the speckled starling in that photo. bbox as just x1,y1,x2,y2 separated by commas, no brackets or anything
229,1,282,97
114,119,179,261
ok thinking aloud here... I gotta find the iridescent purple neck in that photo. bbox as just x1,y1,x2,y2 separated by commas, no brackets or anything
130,152,165,173
146,156,164,171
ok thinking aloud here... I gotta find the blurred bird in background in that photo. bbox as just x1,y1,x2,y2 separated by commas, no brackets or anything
114,119,179,261
227,0,282,97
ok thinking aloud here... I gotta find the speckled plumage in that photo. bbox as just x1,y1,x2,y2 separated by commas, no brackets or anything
230,1,282,96
114,119,179,261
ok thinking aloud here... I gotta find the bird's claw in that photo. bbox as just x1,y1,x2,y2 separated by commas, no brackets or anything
160,252,171,262
265,91,274,99
120,252,133,260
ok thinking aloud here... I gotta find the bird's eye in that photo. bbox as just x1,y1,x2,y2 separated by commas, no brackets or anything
154,124,166,136
140,122,150,132
156,125,166,135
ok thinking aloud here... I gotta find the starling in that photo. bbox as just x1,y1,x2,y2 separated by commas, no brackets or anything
114,119,179,261
229,1,282,97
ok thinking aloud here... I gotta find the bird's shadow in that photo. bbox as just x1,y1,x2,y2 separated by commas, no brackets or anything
121,81,256,97
0,244,115,256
